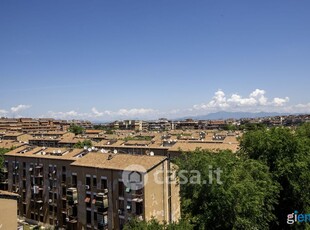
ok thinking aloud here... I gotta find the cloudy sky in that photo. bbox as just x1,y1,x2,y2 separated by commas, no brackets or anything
0,0,309,121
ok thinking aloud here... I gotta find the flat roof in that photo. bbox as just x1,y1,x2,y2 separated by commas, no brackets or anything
0,140,26,149
71,152,167,172
0,190,19,200
168,142,239,153
4,146,84,160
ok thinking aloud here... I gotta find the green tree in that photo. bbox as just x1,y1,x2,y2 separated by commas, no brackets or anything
0,147,15,168
105,129,115,135
68,124,85,135
123,218,193,230
239,125,310,229
176,150,279,230
73,140,92,148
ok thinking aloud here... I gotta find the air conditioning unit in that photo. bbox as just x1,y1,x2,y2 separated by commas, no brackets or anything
33,186,39,194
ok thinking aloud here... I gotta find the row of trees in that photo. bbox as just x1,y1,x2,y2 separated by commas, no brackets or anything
125,123,310,229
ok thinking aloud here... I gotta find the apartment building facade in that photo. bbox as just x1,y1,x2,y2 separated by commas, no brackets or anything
2,145,180,229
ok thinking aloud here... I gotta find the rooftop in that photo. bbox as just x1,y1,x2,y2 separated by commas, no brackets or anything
71,151,167,172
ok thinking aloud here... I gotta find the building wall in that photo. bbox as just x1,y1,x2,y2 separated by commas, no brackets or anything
0,197,18,229
3,153,180,230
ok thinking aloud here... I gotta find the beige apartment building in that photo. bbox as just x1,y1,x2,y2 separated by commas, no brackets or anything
2,145,180,229
0,190,20,229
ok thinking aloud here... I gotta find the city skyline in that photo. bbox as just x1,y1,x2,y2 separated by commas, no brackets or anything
1,0,310,120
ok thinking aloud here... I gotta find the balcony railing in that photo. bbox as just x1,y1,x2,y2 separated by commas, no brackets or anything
131,193,143,202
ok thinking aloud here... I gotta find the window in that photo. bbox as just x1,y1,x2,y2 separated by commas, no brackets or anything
23,204,26,216
126,201,132,212
85,194,91,208
72,174,77,186
136,202,143,215
93,176,97,187
86,210,91,224
118,181,124,197
118,200,124,214
101,178,107,190
49,166,53,174
86,176,91,186
94,211,97,221
92,194,97,206
62,174,66,183
62,187,66,197
49,205,53,215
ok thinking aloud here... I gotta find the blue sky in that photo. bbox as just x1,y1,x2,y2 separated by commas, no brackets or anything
0,0,309,120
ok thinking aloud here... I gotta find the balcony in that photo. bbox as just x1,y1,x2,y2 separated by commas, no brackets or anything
66,188,78,205
35,173,43,178
98,221,108,230
97,214,108,230
0,179,8,184
132,193,143,203
36,199,44,204
1,167,8,173
95,193,108,208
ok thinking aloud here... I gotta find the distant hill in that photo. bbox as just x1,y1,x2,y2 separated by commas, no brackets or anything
175,111,291,120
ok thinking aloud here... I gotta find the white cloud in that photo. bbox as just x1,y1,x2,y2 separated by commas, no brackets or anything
46,107,157,120
293,103,310,113
272,97,289,106
193,89,290,112
4,88,307,121
249,89,268,105
91,107,104,117
0,109,8,115
47,110,80,119
116,108,155,116
11,104,31,113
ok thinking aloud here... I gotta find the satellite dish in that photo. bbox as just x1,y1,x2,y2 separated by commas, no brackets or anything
150,151,154,156
84,146,87,150
88,148,92,152
91,146,95,150
57,149,61,154
113,149,118,154
100,149,104,153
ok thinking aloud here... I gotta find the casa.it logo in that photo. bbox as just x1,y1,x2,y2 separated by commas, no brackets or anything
122,164,148,191
287,210,310,224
